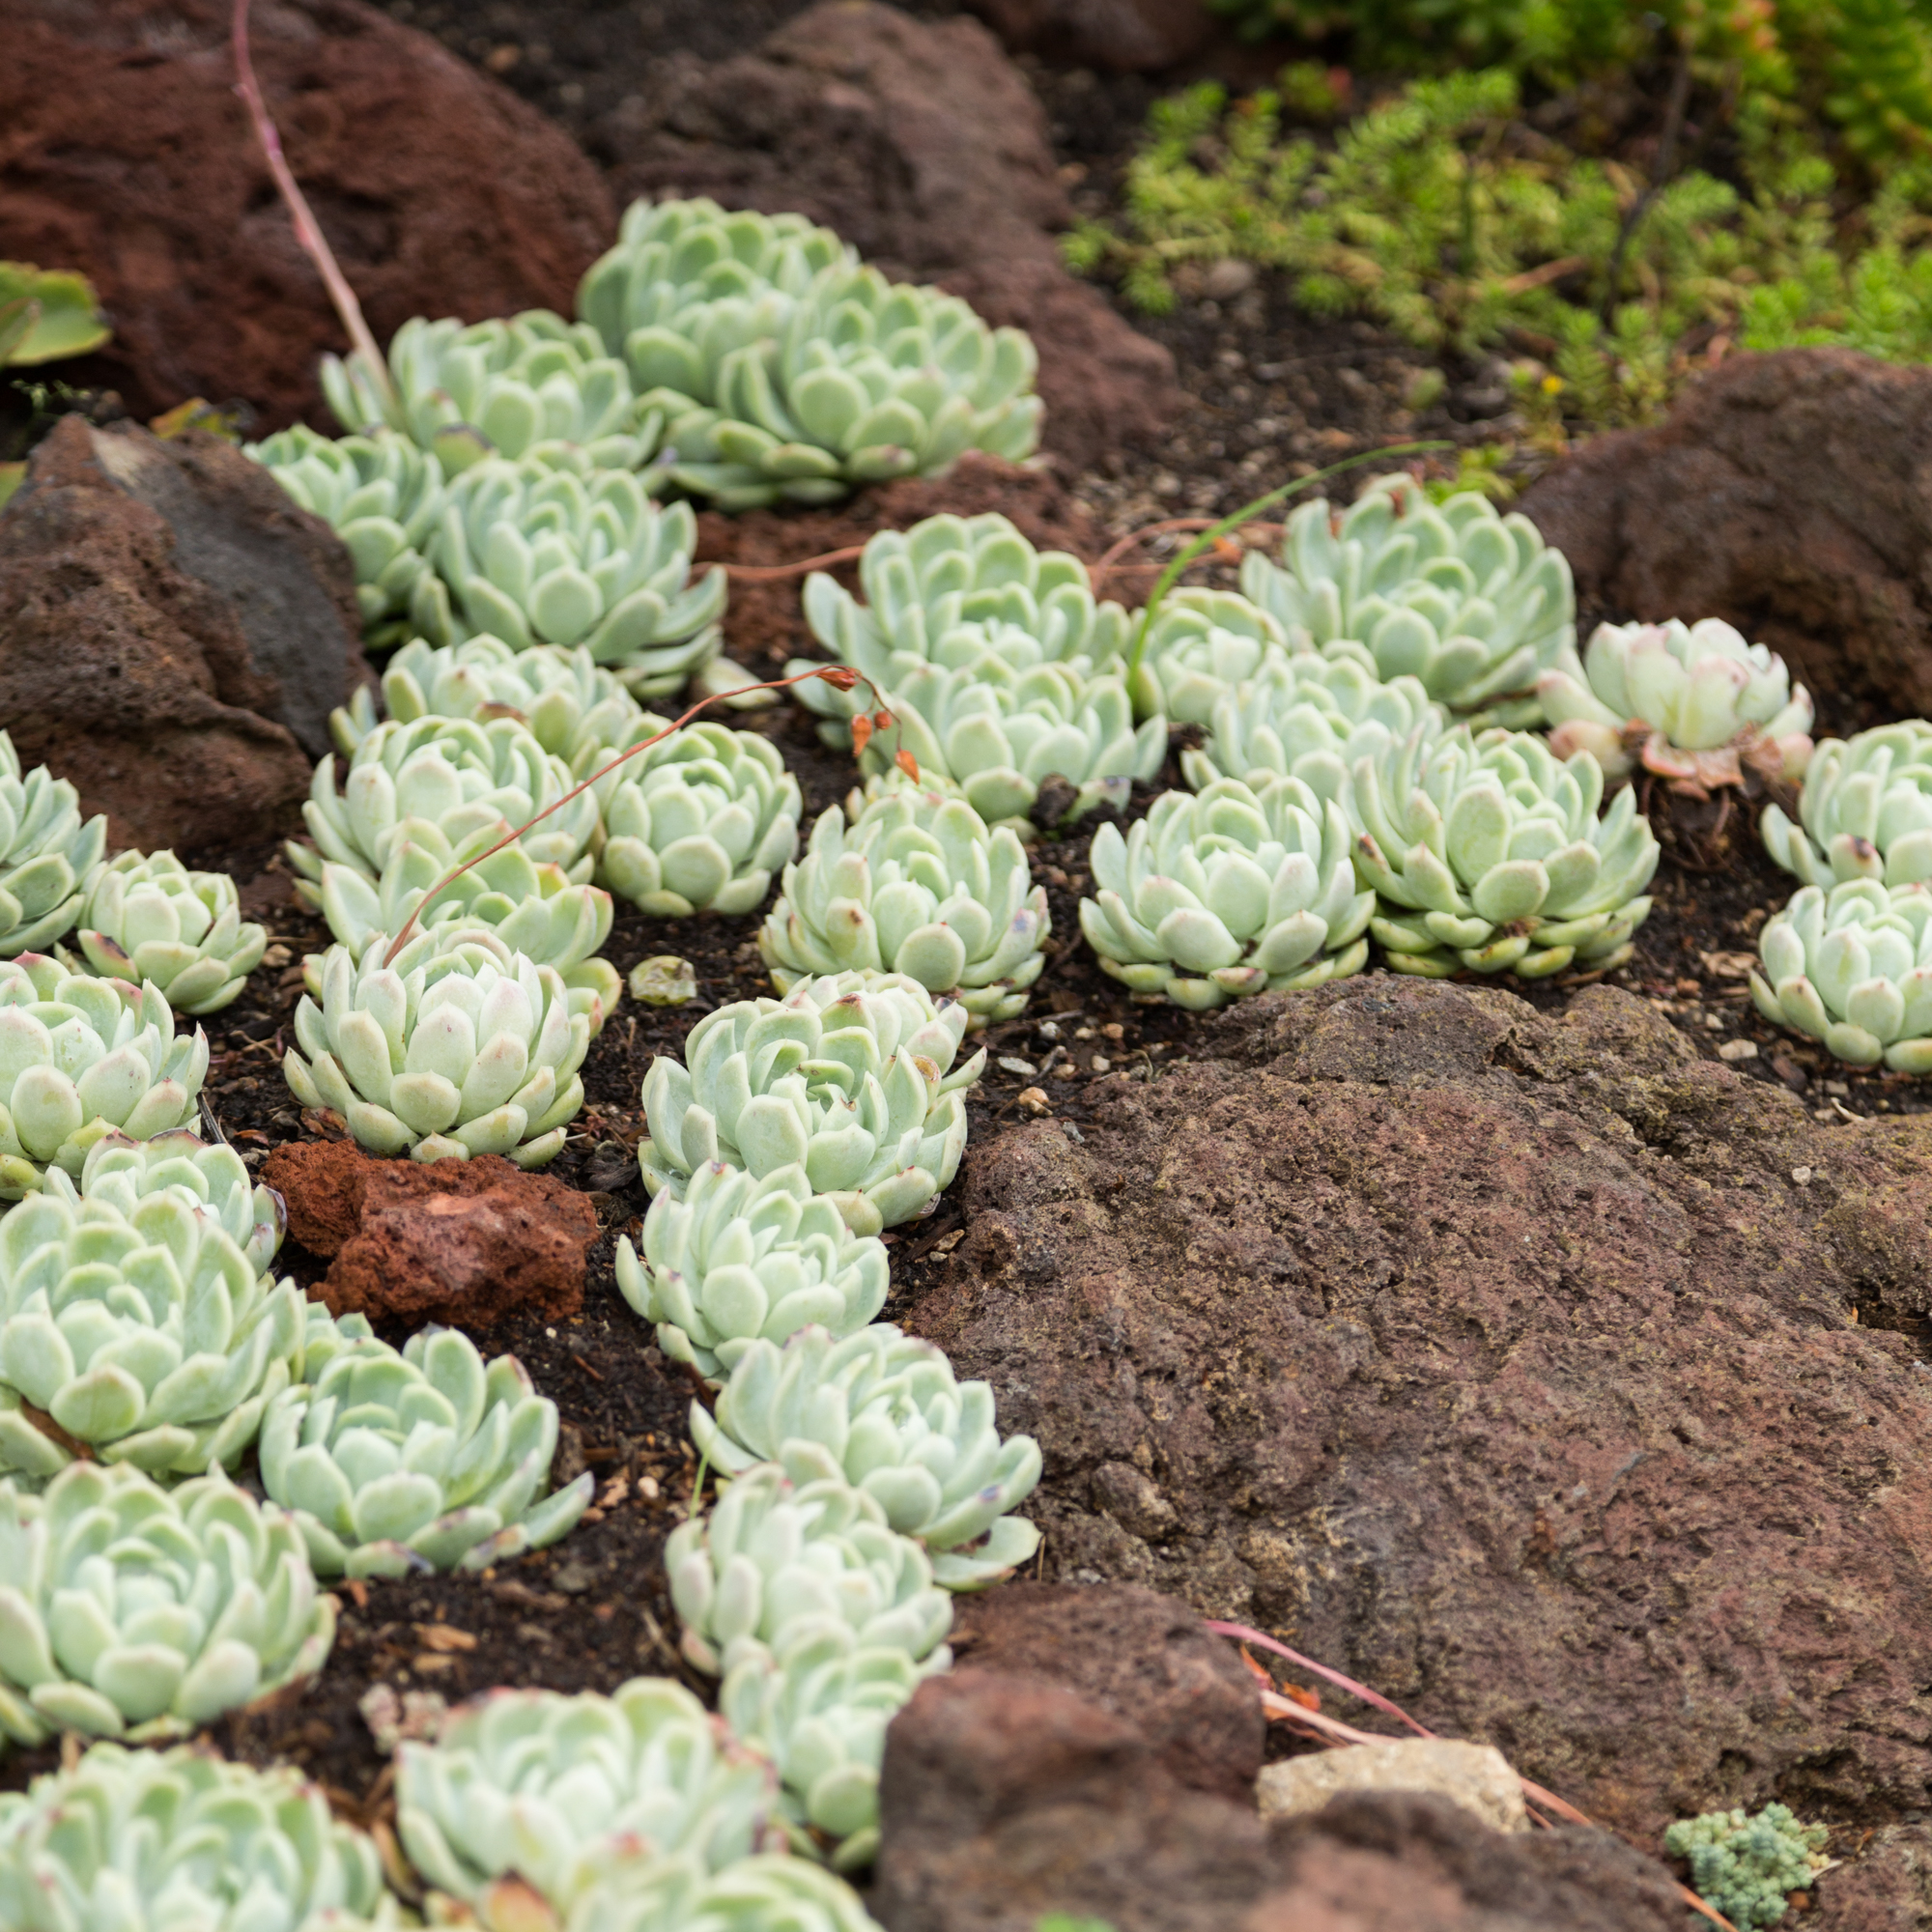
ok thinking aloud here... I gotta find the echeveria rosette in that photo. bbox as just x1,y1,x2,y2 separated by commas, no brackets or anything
1761,722,1932,890
0,956,206,1198
66,850,268,1015
696,1322,1041,1589
587,721,803,917
564,1854,885,1932
321,310,657,473
0,732,107,957
760,787,1048,1026
0,1463,333,1744
1126,588,1291,726
616,1162,890,1382
667,1461,953,1677
78,1127,283,1279
1082,777,1374,1009
639,973,983,1237
1354,726,1661,980
396,1676,780,1929
0,1741,389,1931
284,925,590,1168
1748,879,1932,1071
1242,474,1576,724
414,457,725,697
1536,618,1815,789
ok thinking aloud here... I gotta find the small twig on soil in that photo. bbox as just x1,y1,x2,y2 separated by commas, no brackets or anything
722,544,867,582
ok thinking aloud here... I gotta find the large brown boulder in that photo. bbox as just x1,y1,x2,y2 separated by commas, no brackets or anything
0,0,615,432
906,976,1932,1921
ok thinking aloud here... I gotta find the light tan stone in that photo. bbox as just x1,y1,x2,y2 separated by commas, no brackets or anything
1256,1738,1528,1835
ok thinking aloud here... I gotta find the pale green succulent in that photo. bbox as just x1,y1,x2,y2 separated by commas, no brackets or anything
667,1462,954,1677
64,850,267,1015
639,973,983,1237
412,456,725,697
587,720,802,917
1126,588,1292,726
0,1462,333,1743
0,1740,388,1930
563,1853,884,1932
1749,879,1932,1072
396,1675,779,1928
0,1173,306,1480
1356,726,1660,979
285,924,590,1167
291,714,601,908
311,814,620,1030
76,1127,283,1278
0,956,206,1198
721,1630,922,1870
760,785,1048,1026
617,1161,891,1382
696,1322,1041,1589
1242,474,1576,724
260,1323,592,1578
1082,777,1373,1009
1537,618,1815,787
245,423,446,643
0,733,107,957
1762,722,1932,890
322,310,657,473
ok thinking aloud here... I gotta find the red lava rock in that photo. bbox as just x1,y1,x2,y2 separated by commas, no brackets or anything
961,0,1217,71
0,0,615,432
1520,348,1932,720
263,1139,597,1330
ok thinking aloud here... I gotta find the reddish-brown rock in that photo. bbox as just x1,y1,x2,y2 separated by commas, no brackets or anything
1519,348,1932,720
0,0,615,432
263,1139,598,1329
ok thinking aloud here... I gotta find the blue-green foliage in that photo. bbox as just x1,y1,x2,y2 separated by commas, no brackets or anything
1662,1804,1830,1929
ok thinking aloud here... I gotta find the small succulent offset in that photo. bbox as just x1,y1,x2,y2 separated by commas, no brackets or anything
0,956,206,1197
761,786,1049,1026
66,850,267,1015
1663,1804,1832,1930
0,733,107,957
285,925,590,1167
667,1462,954,1676
1762,722,1932,889
396,1676,779,1927
1126,589,1290,726
77,1127,283,1278
617,1162,891,1382
1082,777,1373,1009
564,1854,885,1932
0,1741,388,1931
639,973,984,1236
412,457,726,696
0,1463,333,1743
1536,618,1815,790
260,1324,593,1578
696,1323,1041,1589
1355,727,1660,979
1242,474,1576,724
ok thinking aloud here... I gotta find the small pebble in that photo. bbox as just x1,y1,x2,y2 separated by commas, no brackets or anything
998,1055,1037,1077
629,955,696,1006
1017,1086,1050,1115
1792,1166,1813,1187
1717,1039,1758,1062
1091,1055,1112,1073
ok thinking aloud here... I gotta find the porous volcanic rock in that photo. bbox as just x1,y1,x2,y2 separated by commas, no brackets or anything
263,1139,598,1329
906,975,1932,1905
0,415,364,848
1519,348,1932,720
0,0,614,431
598,0,1182,469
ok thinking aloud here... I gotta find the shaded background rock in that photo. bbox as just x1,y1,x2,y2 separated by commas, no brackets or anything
959,0,1217,71
0,0,615,432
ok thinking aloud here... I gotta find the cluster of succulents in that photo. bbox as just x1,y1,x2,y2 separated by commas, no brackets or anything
0,732,107,957
1664,1804,1833,1931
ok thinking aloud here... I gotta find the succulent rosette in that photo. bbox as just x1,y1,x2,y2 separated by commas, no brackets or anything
1355,726,1660,979
0,732,107,957
0,1741,388,1929
0,1463,333,1743
1762,722,1932,889
564,1854,885,1932
412,455,726,696
696,1322,1041,1588
78,1127,283,1278
0,955,206,1197
321,310,656,473
284,925,590,1168
396,1676,780,1927
760,786,1048,1026
639,973,983,1236
1242,474,1576,724
1126,588,1292,725
667,1462,954,1677
616,1162,891,1381
1536,618,1814,788
65,849,267,1016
